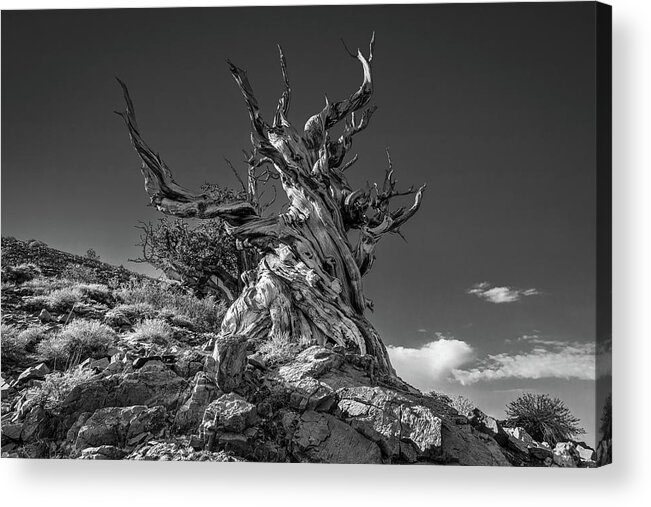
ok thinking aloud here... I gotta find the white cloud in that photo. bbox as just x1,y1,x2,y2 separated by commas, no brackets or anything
387,337,474,391
467,282,541,303
452,337,610,385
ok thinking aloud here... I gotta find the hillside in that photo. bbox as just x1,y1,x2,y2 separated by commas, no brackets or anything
1,237,598,465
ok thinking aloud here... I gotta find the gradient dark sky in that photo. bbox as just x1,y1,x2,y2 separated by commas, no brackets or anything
2,3,603,444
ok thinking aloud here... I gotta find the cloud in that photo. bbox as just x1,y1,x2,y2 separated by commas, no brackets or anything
452,336,610,385
467,282,541,303
387,337,474,391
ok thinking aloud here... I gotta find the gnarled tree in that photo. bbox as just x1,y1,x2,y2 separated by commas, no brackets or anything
118,34,425,377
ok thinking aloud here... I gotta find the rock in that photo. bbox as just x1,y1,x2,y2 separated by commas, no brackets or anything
16,363,50,385
287,377,336,413
174,373,218,431
247,352,267,370
89,357,110,371
21,405,51,442
60,360,186,430
575,442,596,462
73,405,167,451
104,309,132,328
439,420,512,466
467,409,509,447
336,386,442,462
553,442,580,467
173,350,206,378
1,422,23,443
202,393,257,434
126,441,240,462
529,445,553,462
38,308,53,323
291,410,382,464
212,335,248,392
80,445,128,460
503,426,535,447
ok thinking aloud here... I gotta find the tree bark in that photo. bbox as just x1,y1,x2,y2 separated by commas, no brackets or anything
117,35,425,377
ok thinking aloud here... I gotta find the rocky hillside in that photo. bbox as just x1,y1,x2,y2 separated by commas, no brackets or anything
1,237,596,465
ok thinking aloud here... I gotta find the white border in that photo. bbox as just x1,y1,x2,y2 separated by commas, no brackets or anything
1,0,649,505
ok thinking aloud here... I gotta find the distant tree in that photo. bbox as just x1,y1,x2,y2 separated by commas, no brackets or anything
505,393,585,445
86,248,99,261
599,393,612,440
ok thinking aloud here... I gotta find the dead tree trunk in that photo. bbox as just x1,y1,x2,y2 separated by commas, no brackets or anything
117,35,425,376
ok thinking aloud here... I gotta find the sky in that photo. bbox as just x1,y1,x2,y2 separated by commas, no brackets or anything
1,3,609,446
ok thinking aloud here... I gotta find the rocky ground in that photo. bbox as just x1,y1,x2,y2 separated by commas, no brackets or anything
1,237,598,465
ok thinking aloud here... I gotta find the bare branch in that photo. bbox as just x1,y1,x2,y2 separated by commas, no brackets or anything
304,32,375,147
273,44,291,126
116,78,258,224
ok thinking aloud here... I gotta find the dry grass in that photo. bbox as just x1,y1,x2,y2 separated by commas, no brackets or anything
26,368,95,411
258,332,298,366
1,324,51,366
36,319,116,368
127,318,173,346
117,279,226,332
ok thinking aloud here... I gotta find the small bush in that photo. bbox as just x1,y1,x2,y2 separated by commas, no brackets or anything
258,332,298,365
86,248,99,261
107,302,158,324
1,324,51,365
505,393,585,446
1,323,22,365
2,263,42,284
450,394,476,416
22,276,72,295
75,283,113,305
37,319,116,368
61,264,100,284
128,318,173,346
43,287,84,312
117,279,226,332
27,368,95,411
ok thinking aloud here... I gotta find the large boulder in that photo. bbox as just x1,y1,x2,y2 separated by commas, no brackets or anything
289,410,382,464
174,373,219,431
71,405,167,451
552,442,580,467
60,360,186,429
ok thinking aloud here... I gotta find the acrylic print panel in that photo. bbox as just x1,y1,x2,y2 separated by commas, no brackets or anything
0,2,611,466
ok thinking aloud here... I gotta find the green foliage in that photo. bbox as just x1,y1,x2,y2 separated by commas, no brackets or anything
117,279,226,333
505,393,585,445
258,332,298,366
37,319,116,368
600,393,612,440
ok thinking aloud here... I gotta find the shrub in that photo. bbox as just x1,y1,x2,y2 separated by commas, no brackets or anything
504,393,585,445
2,263,42,284
75,283,113,305
105,302,159,325
42,287,84,312
450,394,476,416
61,264,100,284
37,319,116,368
117,279,226,332
22,276,72,295
86,248,99,261
128,318,173,346
27,368,95,411
258,332,298,365
1,324,51,366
